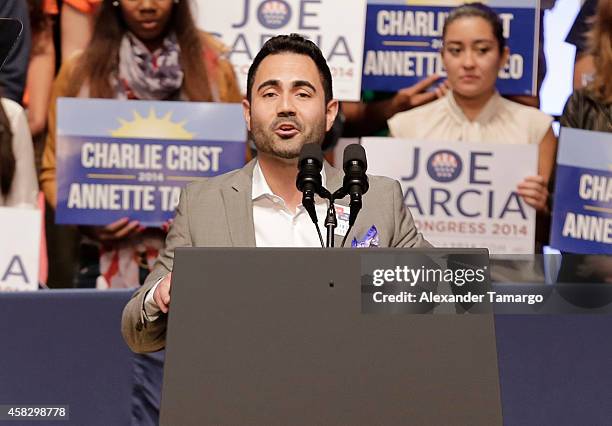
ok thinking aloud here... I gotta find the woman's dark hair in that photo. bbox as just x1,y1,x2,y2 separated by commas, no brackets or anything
442,2,506,53
28,0,51,38
0,101,15,197
246,33,333,104
587,0,612,103
67,0,212,100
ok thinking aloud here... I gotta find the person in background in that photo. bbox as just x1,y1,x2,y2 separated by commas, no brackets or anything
339,0,555,139
388,3,557,219
341,74,448,137
60,0,101,63
0,0,32,104
25,0,58,172
556,0,611,285
0,97,38,209
40,0,241,289
561,0,611,132
565,0,598,89
44,2,241,422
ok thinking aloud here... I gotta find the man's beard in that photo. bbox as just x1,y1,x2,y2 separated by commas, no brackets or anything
249,116,326,160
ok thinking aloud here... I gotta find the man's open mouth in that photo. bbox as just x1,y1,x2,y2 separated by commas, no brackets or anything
274,123,300,138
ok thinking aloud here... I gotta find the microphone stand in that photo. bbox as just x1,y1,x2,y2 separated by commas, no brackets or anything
314,187,336,248
322,187,352,248
314,182,365,247
324,201,337,248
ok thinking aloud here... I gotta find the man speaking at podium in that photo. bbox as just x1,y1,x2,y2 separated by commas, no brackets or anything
122,34,429,353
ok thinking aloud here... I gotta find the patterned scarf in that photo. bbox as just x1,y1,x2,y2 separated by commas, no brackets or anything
117,32,184,100
97,32,184,289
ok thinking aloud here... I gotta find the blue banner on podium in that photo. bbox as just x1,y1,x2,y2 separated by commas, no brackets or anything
56,98,246,226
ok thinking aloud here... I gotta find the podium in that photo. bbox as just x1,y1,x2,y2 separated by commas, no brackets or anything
160,248,502,425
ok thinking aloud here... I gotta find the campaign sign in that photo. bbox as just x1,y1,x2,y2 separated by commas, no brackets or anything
362,0,539,95
194,0,367,101
0,208,40,291
550,128,612,254
362,137,537,254
56,98,246,226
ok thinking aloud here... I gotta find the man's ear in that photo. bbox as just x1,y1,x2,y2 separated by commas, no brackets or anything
325,99,339,132
242,98,251,131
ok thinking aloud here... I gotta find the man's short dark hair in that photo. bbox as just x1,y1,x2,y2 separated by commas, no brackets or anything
246,33,333,104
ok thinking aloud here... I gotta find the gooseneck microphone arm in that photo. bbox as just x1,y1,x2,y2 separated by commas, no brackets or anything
296,144,326,247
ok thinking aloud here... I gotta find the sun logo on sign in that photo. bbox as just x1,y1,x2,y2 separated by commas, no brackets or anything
257,0,292,29
427,150,463,183
110,108,194,140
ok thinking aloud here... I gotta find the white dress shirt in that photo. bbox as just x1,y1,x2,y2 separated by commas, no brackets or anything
144,160,329,320
252,160,328,247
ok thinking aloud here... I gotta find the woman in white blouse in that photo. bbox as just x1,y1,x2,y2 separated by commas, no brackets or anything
0,97,38,208
388,3,557,213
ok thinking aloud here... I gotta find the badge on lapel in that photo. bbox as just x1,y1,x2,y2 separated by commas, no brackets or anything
352,225,379,248
334,205,350,237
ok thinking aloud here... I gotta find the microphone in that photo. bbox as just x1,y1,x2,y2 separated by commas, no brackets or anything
296,143,324,225
342,144,369,226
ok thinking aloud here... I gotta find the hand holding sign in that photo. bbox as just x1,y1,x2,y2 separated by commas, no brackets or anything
390,74,448,114
83,217,144,245
343,74,447,136
517,175,549,214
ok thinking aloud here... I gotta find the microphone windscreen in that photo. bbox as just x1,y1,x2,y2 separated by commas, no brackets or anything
343,144,367,170
299,143,323,164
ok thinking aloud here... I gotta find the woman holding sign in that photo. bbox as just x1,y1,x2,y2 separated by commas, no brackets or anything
40,0,241,288
561,0,612,133
388,3,557,215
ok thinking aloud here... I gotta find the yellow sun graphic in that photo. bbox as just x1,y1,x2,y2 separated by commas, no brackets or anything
110,108,194,140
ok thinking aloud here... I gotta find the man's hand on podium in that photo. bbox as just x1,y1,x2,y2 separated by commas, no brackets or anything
153,273,172,314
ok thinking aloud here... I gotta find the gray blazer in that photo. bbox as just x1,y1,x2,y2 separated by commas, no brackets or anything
122,159,429,353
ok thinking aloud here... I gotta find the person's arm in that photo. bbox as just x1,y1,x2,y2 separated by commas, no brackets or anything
25,26,55,137
506,95,539,108
343,75,446,137
559,90,582,129
517,127,557,213
572,54,595,89
4,100,38,208
40,59,74,207
121,187,193,353
565,0,597,89
537,127,557,185
60,3,94,63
